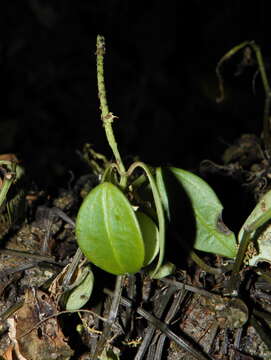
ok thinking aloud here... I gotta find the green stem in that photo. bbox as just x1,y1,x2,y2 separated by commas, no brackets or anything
262,94,271,155
252,42,270,95
250,42,271,155
127,162,165,276
101,163,119,183
233,230,250,272
229,205,271,293
216,40,250,103
228,228,251,294
191,251,222,275
96,35,127,188
216,40,271,154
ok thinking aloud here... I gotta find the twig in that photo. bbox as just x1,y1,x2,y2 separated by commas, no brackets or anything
18,309,106,339
93,275,124,359
61,248,83,290
0,248,60,265
249,314,271,350
148,288,187,360
160,277,218,298
135,285,176,360
104,288,214,360
0,300,25,322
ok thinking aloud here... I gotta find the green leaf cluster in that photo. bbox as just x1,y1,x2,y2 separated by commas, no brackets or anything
75,35,238,287
76,166,237,277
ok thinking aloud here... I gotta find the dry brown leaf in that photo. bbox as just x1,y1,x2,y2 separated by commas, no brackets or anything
15,288,73,360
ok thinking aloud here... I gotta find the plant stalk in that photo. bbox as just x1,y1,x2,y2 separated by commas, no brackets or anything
191,251,222,275
127,162,165,276
96,35,127,188
251,42,271,155
216,40,271,155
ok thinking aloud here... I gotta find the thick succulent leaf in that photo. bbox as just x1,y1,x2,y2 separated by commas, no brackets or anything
76,182,145,275
136,211,159,266
238,189,271,265
157,167,237,258
65,266,94,311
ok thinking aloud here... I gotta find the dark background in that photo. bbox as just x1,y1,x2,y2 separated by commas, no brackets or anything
0,1,269,193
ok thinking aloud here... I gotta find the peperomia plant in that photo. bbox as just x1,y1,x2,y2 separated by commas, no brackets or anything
72,35,242,359
57,37,271,358
75,36,166,278
75,35,237,281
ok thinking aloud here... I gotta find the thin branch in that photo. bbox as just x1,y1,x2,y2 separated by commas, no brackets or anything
92,275,125,359
104,288,214,360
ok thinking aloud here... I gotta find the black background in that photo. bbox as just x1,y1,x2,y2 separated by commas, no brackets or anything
0,1,269,193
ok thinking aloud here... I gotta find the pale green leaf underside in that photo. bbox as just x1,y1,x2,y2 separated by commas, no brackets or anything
157,167,237,258
238,188,271,242
171,167,237,258
65,266,94,311
247,224,271,266
239,189,271,265
136,211,159,266
76,182,145,275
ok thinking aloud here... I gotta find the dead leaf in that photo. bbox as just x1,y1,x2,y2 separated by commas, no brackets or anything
15,288,73,360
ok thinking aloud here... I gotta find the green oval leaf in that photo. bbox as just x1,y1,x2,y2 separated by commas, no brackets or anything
136,211,159,266
65,266,94,311
76,182,145,275
157,167,237,258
